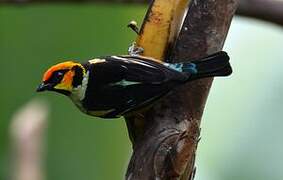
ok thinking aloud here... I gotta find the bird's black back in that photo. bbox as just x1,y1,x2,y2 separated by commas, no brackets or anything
82,56,188,118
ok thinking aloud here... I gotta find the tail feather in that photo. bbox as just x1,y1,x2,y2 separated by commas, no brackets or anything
181,51,232,81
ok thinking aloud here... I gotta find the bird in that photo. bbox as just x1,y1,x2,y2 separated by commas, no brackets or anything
36,51,232,118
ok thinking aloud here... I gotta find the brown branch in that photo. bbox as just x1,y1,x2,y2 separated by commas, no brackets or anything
170,1,238,178
125,0,238,179
237,0,283,26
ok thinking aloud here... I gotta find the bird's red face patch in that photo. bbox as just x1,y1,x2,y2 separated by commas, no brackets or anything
41,61,85,92
42,61,76,82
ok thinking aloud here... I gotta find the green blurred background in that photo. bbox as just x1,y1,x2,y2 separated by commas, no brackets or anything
0,3,283,180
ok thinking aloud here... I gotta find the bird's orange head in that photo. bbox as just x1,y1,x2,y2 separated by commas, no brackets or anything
37,61,86,96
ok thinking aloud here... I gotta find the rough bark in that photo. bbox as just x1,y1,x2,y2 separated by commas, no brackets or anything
126,0,238,179
170,1,238,178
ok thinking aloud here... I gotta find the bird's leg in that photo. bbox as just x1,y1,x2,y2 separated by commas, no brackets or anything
128,42,144,56
127,20,144,56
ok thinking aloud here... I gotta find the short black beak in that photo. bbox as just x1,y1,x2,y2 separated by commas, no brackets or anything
36,83,52,92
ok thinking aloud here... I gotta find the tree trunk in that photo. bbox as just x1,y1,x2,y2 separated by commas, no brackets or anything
125,0,238,179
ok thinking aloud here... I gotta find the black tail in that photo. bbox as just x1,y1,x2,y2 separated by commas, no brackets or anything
183,51,232,81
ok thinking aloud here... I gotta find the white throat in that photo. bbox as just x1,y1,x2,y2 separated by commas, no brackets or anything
71,71,89,103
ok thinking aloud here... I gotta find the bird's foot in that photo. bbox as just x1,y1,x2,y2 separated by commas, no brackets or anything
128,42,144,56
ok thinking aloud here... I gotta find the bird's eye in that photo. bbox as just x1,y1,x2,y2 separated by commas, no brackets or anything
45,69,68,84
56,71,64,77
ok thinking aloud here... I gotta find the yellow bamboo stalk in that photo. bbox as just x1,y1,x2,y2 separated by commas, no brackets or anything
136,0,190,60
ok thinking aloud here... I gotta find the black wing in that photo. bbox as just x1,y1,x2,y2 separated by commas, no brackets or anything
82,56,187,118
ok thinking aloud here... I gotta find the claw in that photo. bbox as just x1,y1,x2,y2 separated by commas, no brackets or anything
128,42,144,56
